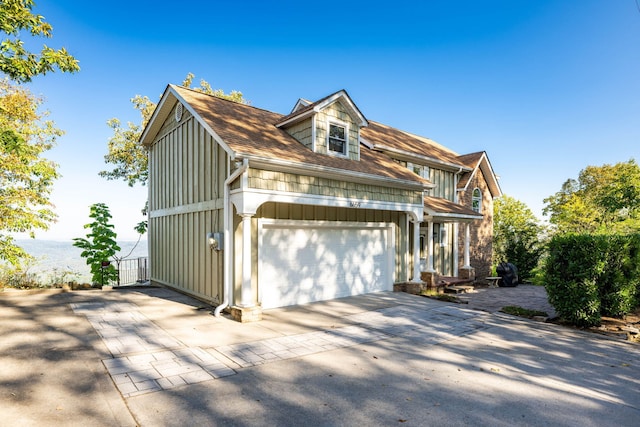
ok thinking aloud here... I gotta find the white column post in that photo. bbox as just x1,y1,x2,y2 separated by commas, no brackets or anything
463,222,471,268
240,214,254,307
412,219,421,282
426,221,435,272
453,223,459,277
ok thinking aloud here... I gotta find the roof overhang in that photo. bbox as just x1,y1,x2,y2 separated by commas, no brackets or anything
364,140,472,172
139,84,235,158
423,196,483,222
239,153,432,191
457,152,502,198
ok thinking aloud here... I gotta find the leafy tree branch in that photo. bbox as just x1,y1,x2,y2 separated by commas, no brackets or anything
0,0,79,83
99,73,247,187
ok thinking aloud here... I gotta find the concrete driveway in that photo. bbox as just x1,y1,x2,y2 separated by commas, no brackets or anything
1,286,638,426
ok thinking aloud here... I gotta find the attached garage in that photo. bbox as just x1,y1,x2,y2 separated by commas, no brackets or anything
258,220,395,309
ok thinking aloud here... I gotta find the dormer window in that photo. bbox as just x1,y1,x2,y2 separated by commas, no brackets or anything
328,122,347,155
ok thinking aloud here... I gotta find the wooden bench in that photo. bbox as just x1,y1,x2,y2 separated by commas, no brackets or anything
438,276,474,294
485,276,502,288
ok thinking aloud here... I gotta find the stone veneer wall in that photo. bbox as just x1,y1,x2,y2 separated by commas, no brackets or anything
458,169,494,280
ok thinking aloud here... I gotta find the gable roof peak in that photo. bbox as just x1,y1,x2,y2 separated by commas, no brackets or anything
276,89,368,128
291,98,312,113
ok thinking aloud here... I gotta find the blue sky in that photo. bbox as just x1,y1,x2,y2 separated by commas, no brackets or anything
18,0,640,240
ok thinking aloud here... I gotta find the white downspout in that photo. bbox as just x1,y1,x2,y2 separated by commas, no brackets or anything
214,158,248,317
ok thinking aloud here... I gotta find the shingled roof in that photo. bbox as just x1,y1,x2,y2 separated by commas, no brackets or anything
423,195,483,221
141,85,429,188
361,121,465,168
455,151,502,197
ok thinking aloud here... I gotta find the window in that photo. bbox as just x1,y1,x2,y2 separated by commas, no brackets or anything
407,162,430,179
328,123,347,155
472,188,482,213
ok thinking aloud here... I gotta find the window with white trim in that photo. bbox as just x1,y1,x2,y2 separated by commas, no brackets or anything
472,188,482,213
328,123,347,155
407,162,430,179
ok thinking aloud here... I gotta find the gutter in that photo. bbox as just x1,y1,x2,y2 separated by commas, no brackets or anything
241,153,434,190
372,143,472,172
214,158,249,317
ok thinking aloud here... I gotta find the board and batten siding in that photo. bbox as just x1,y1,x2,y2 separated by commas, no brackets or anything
148,102,228,303
429,168,456,201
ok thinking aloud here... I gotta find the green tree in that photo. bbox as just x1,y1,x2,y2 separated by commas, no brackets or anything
99,73,247,187
493,195,545,282
72,203,121,285
543,159,640,234
0,1,77,265
0,79,60,265
0,0,79,83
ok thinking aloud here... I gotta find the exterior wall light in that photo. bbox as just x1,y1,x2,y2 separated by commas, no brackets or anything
207,232,223,251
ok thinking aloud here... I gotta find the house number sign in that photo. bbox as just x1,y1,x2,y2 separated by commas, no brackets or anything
350,201,361,208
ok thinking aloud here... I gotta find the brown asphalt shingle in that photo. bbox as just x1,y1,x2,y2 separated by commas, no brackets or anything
455,152,485,189
424,195,482,217
361,121,464,166
175,85,428,186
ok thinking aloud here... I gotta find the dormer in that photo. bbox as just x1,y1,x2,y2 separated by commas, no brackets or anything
276,90,368,161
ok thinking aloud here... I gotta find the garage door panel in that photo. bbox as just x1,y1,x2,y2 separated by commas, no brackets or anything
259,221,393,309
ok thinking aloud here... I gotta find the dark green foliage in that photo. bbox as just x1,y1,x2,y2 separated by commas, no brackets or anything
544,235,602,327
72,203,120,285
501,237,544,283
599,235,640,317
544,234,640,327
493,195,546,282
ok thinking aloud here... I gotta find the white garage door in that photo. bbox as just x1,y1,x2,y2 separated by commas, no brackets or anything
258,220,394,309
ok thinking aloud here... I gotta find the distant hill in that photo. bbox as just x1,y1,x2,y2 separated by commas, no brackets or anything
14,239,148,284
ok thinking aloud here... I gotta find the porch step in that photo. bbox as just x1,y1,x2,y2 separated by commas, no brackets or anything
444,285,475,294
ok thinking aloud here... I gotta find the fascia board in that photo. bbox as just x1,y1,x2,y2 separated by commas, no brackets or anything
425,212,483,222
275,109,315,128
278,91,368,129
374,144,472,172
319,91,368,127
424,210,483,222
141,85,236,160
139,85,173,146
240,154,432,191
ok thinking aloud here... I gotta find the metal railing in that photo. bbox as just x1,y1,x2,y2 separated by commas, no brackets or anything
116,257,149,286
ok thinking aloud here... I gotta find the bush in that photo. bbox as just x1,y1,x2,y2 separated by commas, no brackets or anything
544,233,640,327
0,260,41,289
599,235,639,317
544,235,603,327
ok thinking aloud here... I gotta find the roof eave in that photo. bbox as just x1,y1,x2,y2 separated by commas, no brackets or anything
370,143,472,172
456,152,502,197
139,85,236,160
239,153,433,191
424,211,483,222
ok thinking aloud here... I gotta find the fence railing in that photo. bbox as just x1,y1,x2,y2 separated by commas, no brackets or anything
116,257,149,286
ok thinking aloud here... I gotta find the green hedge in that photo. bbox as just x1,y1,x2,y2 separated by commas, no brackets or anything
544,234,640,327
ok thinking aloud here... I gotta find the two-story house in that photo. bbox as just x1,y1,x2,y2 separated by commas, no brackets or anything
140,86,501,322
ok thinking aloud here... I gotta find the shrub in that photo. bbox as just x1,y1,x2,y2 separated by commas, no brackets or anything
0,259,41,289
599,235,639,317
544,235,604,327
544,233,640,327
